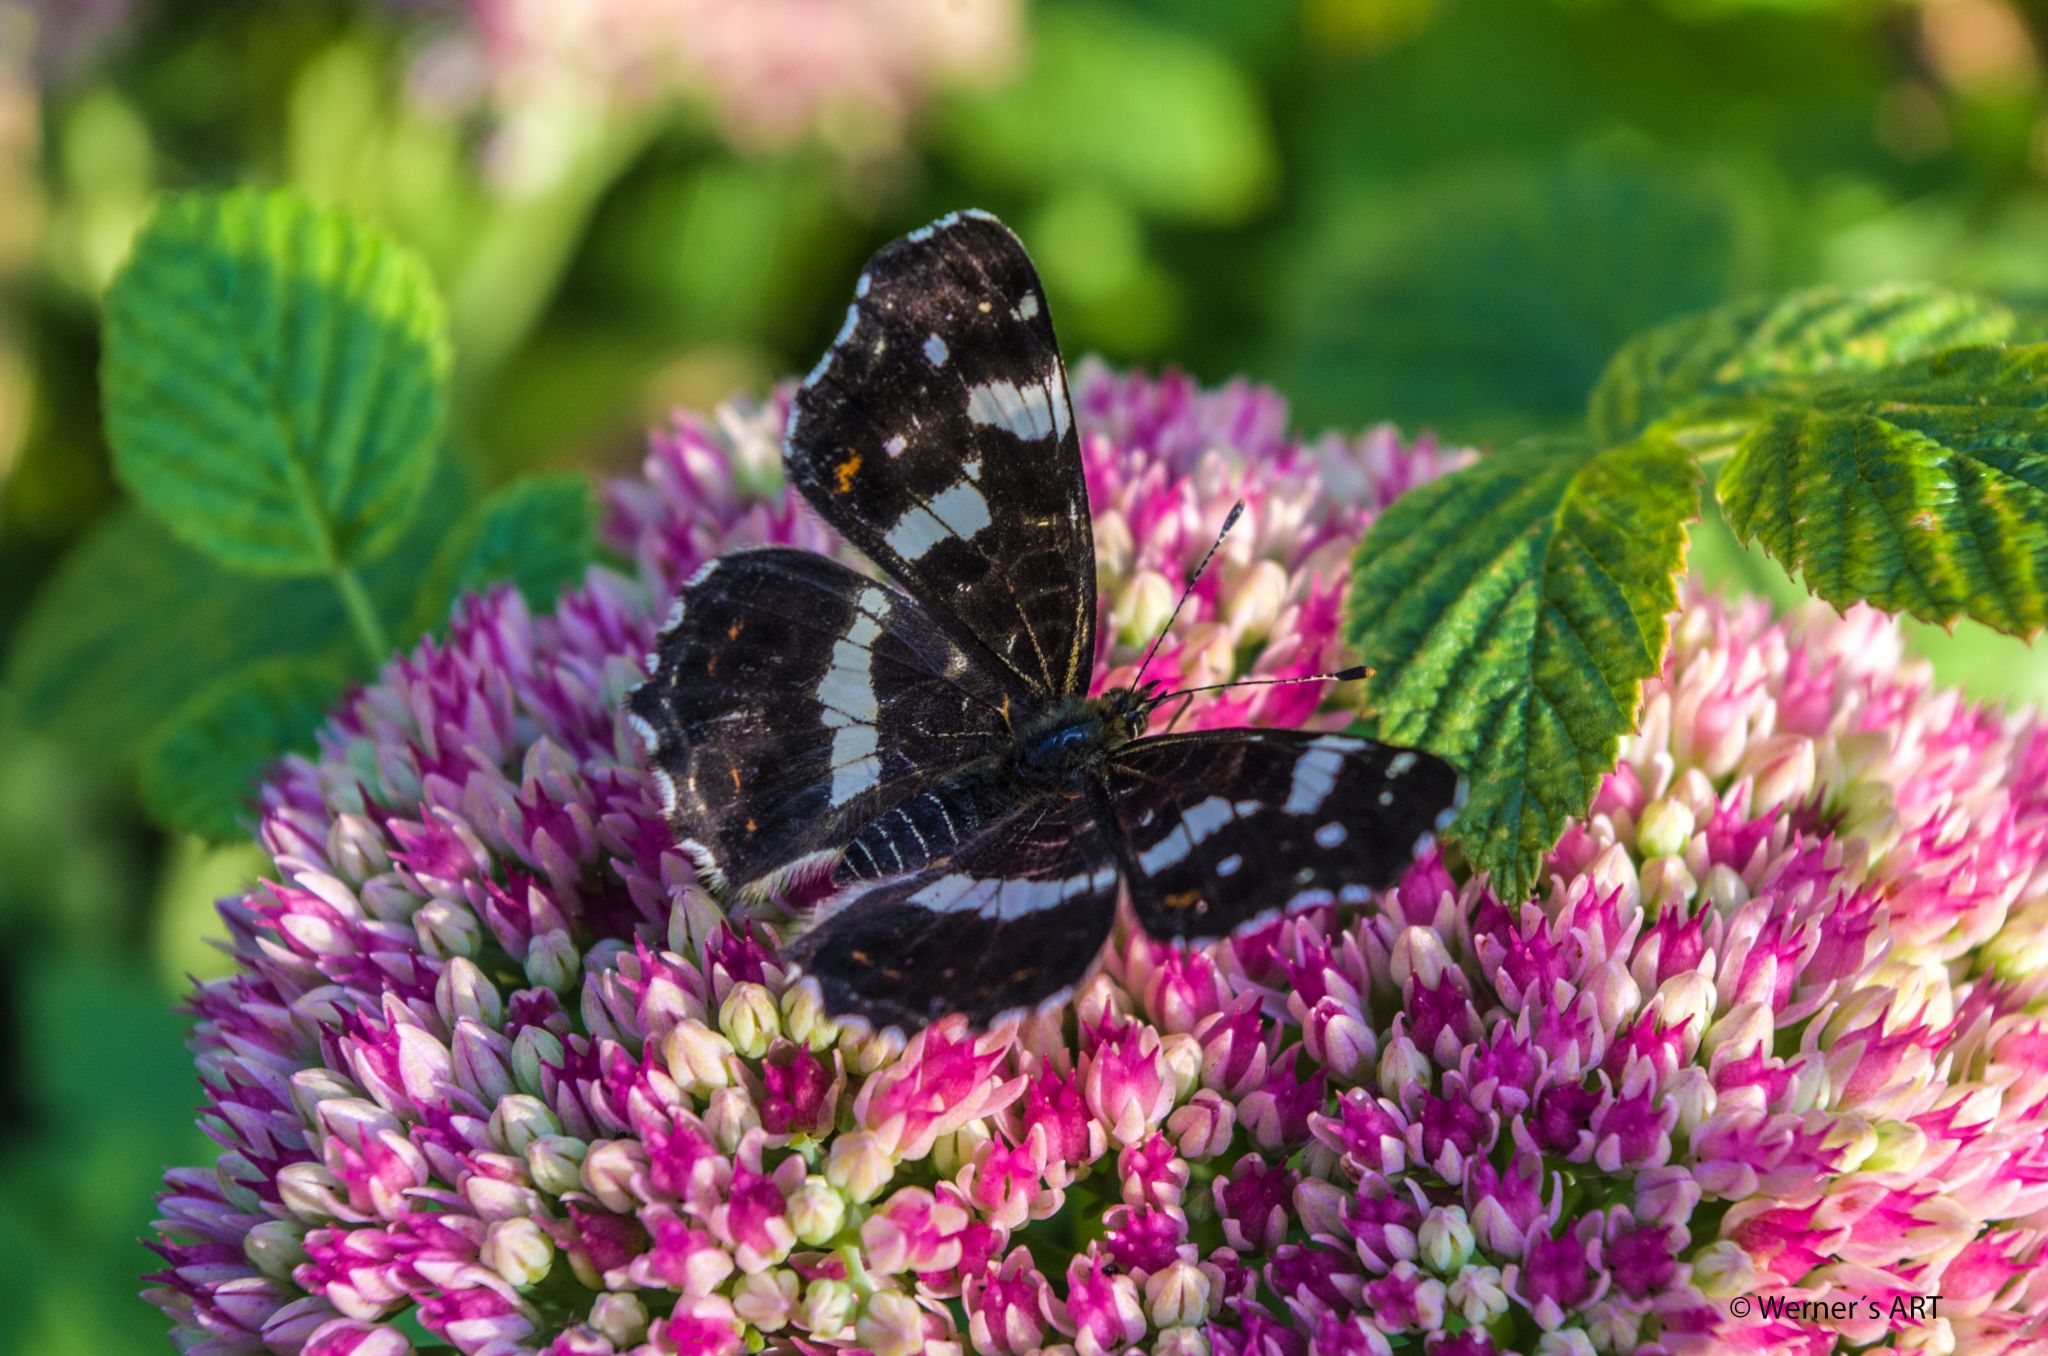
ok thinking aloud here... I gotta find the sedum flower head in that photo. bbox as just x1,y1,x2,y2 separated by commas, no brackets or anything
146,365,2048,1355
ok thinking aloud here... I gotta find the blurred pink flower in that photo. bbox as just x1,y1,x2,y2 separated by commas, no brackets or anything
398,0,1018,181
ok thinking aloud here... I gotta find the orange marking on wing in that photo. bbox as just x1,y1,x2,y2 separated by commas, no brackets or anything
729,766,743,792
835,453,863,493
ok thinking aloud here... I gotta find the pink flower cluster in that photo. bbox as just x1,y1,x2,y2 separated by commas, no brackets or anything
148,366,2048,1355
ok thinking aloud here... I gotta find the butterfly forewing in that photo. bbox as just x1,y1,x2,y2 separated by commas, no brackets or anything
626,547,1015,896
785,210,1095,703
1103,730,1463,943
790,790,1121,1031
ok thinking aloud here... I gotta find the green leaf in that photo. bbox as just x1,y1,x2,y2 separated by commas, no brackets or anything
138,660,339,840
938,5,1276,223
1589,284,2015,449
1277,145,1760,441
1346,438,1700,898
1718,344,2048,638
6,460,471,764
414,473,596,633
101,186,449,575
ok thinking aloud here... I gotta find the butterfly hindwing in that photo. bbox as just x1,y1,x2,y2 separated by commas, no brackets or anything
1103,730,1464,943
785,210,1095,702
626,547,1016,896
790,789,1121,1032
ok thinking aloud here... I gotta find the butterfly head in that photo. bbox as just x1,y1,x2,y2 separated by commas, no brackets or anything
1106,682,1165,739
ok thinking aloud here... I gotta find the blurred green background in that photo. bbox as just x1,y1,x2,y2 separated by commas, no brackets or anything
5,0,2048,1349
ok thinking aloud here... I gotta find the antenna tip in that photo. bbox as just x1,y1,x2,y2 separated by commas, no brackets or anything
1331,664,1370,682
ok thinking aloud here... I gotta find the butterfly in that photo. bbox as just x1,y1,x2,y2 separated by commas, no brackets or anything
626,210,1463,1035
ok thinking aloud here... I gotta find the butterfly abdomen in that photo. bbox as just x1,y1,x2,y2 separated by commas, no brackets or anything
833,764,1024,885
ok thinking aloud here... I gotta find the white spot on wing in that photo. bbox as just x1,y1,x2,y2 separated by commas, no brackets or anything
884,479,992,560
1015,292,1040,320
1316,822,1349,848
1217,854,1243,877
1139,821,1193,874
824,589,889,805
1389,751,1417,777
1180,795,1235,845
927,480,991,538
966,378,1056,441
626,713,661,757
1283,738,1350,815
885,435,908,457
924,334,950,366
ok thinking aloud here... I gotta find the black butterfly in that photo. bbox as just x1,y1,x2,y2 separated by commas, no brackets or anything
626,210,1463,1034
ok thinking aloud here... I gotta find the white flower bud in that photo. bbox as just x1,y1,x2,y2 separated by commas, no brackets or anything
1700,863,1749,917
1153,1327,1212,1356
1702,1000,1773,1065
733,1269,800,1331
589,1292,649,1346
243,1219,307,1281
664,1018,736,1095
1390,926,1451,991
800,1278,857,1334
525,928,580,992
1114,570,1178,648
1636,797,1695,858
275,1161,345,1223
1651,972,1717,1046
1146,1260,1212,1327
1223,559,1288,639
415,899,481,957
511,1025,566,1097
719,982,781,1058
1865,1119,1930,1173
436,956,504,1028
1418,1205,1475,1275
705,1085,761,1153
782,981,840,1051
1447,1263,1509,1326
787,1177,849,1246
1160,1032,1203,1102
1584,959,1642,1033
1537,1330,1597,1356
525,1134,588,1196
1378,1034,1431,1097
483,1217,554,1287
825,1130,895,1203
1691,1240,1755,1298
490,1093,560,1156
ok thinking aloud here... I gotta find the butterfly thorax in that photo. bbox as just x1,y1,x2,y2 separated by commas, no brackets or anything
1011,688,1150,786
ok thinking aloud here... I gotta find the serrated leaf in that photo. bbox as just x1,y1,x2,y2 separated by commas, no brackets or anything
1718,344,2048,638
1590,283,2015,449
1346,438,1700,898
413,473,595,633
5,461,470,763
138,661,339,840
102,186,449,575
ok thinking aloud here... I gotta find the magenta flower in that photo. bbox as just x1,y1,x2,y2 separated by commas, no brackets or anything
147,364,2048,1355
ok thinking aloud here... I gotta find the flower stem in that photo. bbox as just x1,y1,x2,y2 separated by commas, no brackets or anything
333,566,389,667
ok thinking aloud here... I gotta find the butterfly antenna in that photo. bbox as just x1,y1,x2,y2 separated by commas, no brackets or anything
1148,665,1374,711
1130,499,1245,694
